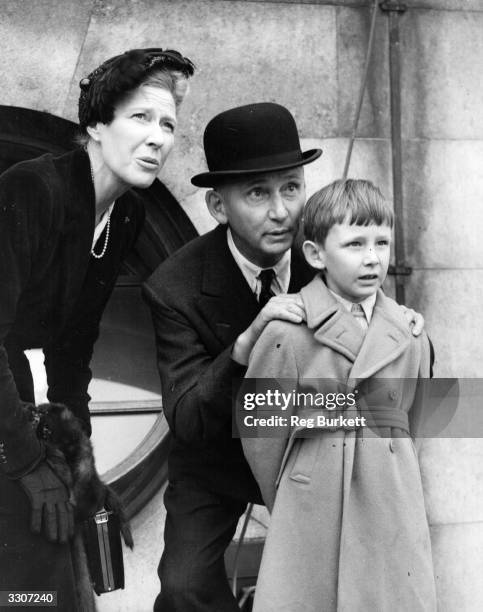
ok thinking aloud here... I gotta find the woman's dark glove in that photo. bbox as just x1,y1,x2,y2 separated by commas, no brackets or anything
19,456,74,543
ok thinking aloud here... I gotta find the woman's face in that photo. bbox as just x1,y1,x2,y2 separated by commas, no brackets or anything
92,84,177,190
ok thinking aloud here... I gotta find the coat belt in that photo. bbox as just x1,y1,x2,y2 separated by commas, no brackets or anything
360,408,410,434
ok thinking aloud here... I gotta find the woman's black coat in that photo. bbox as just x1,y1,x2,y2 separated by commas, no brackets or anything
0,146,144,477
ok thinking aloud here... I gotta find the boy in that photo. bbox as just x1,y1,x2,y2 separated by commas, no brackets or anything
242,179,436,612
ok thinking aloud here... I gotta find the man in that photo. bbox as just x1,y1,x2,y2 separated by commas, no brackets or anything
143,102,424,611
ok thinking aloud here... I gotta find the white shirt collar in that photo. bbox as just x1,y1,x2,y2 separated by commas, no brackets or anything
329,288,377,323
92,202,115,249
226,227,291,297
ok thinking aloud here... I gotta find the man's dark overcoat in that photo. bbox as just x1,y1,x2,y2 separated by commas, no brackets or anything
143,223,314,501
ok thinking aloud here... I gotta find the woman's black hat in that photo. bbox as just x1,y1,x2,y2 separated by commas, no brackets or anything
78,48,195,133
191,102,322,188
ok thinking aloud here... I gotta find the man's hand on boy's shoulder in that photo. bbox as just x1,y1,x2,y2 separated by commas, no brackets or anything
232,293,306,366
400,306,425,336
256,293,306,328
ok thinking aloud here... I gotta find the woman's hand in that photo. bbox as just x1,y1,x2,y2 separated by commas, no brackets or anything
19,457,74,544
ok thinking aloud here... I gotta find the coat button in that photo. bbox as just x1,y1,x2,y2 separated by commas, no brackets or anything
389,390,397,401
389,439,395,453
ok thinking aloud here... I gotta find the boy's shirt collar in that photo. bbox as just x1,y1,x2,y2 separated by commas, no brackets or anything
328,288,377,323
226,227,291,297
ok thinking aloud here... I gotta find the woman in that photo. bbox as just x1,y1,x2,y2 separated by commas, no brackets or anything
0,48,194,609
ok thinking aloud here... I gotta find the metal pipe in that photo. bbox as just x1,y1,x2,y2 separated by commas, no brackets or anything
380,0,410,304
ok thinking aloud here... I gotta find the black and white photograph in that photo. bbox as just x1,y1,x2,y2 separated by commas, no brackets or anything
0,1,482,611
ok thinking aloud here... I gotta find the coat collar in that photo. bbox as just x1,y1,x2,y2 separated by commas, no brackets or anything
54,146,95,216
301,275,366,362
201,224,258,301
300,275,411,382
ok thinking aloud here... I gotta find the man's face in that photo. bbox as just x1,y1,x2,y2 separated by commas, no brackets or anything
212,167,306,267
318,222,392,302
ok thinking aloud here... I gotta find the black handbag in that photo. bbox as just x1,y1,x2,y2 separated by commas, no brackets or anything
82,506,126,595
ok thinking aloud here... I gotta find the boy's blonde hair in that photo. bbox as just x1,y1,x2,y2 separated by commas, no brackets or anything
303,179,394,245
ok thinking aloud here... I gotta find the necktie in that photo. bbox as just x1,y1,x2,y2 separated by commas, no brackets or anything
258,269,276,308
351,302,368,333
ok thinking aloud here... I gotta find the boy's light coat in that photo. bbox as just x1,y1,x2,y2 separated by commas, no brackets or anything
242,275,436,612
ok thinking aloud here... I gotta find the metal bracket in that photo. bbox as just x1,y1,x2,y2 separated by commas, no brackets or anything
94,509,109,524
380,1,407,12
388,264,412,276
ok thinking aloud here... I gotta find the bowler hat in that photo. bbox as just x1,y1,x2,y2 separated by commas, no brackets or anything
191,102,322,187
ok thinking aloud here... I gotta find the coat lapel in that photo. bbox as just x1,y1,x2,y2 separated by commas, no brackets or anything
197,225,259,346
301,276,366,363
348,291,410,384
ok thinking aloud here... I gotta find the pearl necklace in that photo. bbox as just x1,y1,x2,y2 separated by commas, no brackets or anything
88,154,113,259
91,209,111,259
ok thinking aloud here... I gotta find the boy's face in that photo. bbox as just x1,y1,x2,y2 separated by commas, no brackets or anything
206,167,306,268
307,222,392,303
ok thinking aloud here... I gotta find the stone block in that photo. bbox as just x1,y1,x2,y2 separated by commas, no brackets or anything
64,0,338,138
402,8,483,139
407,0,483,12
0,0,92,116
403,140,483,269
420,438,483,525
232,0,483,10
159,129,209,219
302,137,392,200
178,189,216,235
336,6,390,138
431,522,483,612
62,0,341,209
405,269,483,377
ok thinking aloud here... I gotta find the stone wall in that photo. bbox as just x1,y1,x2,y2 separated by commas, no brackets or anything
2,1,482,610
